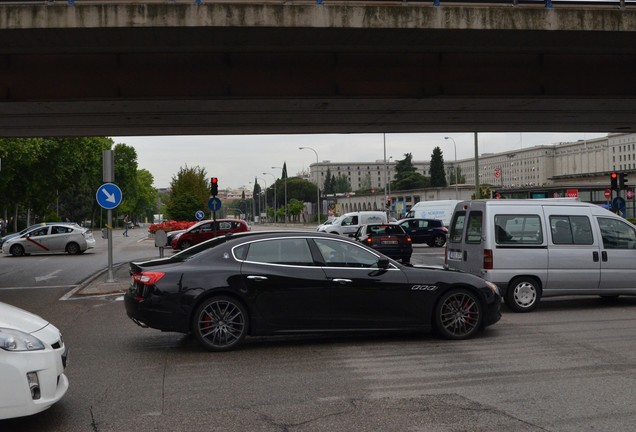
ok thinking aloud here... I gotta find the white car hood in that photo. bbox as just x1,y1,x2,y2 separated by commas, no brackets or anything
0,302,49,333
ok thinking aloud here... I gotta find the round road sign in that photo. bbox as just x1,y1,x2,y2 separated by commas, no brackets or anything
604,189,612,199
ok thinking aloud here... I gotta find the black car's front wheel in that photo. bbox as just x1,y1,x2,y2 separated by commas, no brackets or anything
434,289,483,340
193,296,248,351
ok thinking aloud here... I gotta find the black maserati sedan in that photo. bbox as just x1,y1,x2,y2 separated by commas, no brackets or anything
124,231,501,351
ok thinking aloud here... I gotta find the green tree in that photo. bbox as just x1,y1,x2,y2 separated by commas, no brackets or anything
166,165,208,220
450,166,466,185
430,146,447,187
333,174,351,193
357,173,372,194
323,167,334,194
392,153,430,191
287,198,305,221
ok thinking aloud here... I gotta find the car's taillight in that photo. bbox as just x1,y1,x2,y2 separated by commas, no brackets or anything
483,249,493,270
133,271,165,285
366,238,373,244
406,236,412,243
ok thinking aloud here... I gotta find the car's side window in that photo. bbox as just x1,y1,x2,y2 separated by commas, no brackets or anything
597,217,636,249
30,227,49,237
494,215,543,245
245,239,314,266
550,216,593,245
418,220,430,229
218,222,231,230
313,239,379,268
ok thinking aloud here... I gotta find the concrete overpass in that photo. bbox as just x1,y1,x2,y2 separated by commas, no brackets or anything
1,1,636,137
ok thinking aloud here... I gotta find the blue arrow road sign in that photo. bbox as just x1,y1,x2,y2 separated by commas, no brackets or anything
208,197,222,212
96,183,123,210
195,210,205,220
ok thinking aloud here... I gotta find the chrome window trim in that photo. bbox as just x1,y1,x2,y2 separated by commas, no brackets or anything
231,236,400,270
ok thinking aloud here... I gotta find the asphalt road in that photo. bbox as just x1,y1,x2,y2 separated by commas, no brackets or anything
2,226,636,431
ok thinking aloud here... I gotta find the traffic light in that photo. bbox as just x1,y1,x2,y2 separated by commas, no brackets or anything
386,197,391,208
610,172,618,190
210,177,218,196
619,172,629,190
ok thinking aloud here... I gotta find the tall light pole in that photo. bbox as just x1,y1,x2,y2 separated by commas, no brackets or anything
263,172,277,223
445,136,459,200
256,177,267,223
272,166,287,223
299,146,321,224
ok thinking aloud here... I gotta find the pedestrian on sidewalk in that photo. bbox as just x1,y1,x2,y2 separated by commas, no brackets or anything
123,214,129,237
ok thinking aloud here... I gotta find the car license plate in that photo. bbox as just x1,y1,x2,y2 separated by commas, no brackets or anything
381,240,398,245
448,250,462,260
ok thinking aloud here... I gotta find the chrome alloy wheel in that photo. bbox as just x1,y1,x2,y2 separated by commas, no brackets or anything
436,290,481,339
195,298,247,351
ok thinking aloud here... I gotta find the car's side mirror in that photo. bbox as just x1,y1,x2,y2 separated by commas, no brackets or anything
377,258,390,269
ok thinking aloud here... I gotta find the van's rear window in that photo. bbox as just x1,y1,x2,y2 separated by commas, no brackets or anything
449,212,465,243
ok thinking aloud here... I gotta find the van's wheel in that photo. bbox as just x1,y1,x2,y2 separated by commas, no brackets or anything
434,288,483,340
192,296,248,351
506,277,540,312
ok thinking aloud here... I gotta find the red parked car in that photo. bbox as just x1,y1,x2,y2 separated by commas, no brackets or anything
170,219,249,250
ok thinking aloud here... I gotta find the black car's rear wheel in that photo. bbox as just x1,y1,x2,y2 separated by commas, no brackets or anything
433,235,446,247
434,289,482,340
193,296,248,351
10,244,25,257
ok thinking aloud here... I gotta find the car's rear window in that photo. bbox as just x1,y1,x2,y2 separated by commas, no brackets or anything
368,225,404,235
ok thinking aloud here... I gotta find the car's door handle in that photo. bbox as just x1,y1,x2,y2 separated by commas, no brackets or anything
332,278,352,284
593,251,599,262
247,275,268,281
602,251,608,262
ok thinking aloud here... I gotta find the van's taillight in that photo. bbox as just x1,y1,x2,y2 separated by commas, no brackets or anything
483,249,493,270
133,271,165,286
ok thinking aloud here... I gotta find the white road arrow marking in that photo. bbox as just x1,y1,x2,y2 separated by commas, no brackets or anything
101,187,116,203
35,269,62,282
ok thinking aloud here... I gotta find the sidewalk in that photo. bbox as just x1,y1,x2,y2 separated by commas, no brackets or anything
75,262,133,296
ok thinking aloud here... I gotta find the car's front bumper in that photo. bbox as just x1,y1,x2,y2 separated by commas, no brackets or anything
0,326,68,420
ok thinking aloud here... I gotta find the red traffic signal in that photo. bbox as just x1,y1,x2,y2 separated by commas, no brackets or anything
610,172,618,190
210,177,219,196
386,197,391,208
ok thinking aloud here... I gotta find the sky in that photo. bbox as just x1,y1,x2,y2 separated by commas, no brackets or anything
112,132,608,190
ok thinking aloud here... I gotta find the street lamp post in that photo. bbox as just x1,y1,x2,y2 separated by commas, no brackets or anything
299,146,321,224
272,166,287,223
444,136,459,200
262,172,277,223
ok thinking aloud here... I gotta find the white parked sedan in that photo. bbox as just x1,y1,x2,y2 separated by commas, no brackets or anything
1,223,95,256
0,302,69,419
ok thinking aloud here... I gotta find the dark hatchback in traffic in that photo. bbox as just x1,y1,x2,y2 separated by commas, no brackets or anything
397,218,448,247
353,223,412,263
124,231,501,351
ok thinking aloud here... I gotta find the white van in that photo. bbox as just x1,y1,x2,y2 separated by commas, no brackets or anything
317,211,387,236
446,199,636,312
405,200,461,227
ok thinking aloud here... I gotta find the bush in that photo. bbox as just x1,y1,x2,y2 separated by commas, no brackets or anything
148,220,197,234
